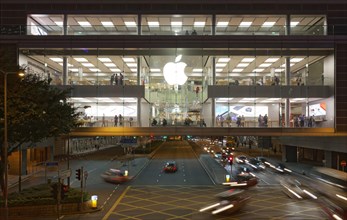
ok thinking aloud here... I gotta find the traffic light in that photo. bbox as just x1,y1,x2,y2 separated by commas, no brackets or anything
75,168,81,180
228,156,233,165
51,184,58,200
61,184,67,200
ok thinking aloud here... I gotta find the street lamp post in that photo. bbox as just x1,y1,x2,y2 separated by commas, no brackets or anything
1,69,25,220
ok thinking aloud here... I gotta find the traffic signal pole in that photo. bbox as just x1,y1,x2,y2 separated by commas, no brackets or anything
80,166,84,211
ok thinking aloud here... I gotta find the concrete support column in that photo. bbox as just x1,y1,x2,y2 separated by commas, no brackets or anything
324,150,332,168
212,14,216,35
212,98,215,127
285,14,290,35
212,57,216,85
137,98,141,127
285,57,291,127
137,14,141,35
63,57,68,85
137,57,141,85
63,14,68,35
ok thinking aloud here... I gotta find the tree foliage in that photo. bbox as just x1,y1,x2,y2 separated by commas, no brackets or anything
0,74,80,196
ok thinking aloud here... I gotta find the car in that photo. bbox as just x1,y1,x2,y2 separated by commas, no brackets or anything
163,161,177,173
101,169,129,184
235,155,248,164
247,158,266,171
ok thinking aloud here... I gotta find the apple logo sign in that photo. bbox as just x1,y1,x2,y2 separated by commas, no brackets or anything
163,55,188,85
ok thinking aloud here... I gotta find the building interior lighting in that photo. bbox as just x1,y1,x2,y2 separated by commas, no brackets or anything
192,68,203,72
98,58,112,62
290,21,300,27
239,22,252,27
232,68,244,72
216,63,227,67
74,58,88,62
101,21,114,27
217,21,228,27
50,57,63,62
291,58,304,62
78,21,92,27
218,58,230,62
253,68,264,72
59,63,73,67
262,22,276,27
89,68,100,72
241,58,255,62
82,63,95,67
124,21,137,27
54,21,63,27
194,22,206,27
216,68,223,72
150,68,161,72
265,58,280,63
104,63,117,67
237,63,249,67
148,21,160,27
109,68,121,72
259,63,272,67
122,57,136,62
130,68,137,72
171,21,182,26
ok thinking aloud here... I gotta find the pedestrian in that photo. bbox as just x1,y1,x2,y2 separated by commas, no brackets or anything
120,72,124,85
241,115,245,127
119,114,123,126
114,114,118,126
110,74,115,85
258,114,263,127
102,114,106,127
195,86,200,97
129,117,133,127
162,118,167,126
263,114,268,127
115,73,119,85
274,75,280,85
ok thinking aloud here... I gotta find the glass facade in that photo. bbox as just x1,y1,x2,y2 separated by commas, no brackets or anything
15,13,334,129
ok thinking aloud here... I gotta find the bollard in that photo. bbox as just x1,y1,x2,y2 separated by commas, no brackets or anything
91,195,98,208
226,174,230,182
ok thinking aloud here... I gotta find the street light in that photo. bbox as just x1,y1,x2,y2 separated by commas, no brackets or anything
1,68,25,220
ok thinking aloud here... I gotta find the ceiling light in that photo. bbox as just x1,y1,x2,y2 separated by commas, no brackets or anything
275,68,285,72
82,63,95,67
216,98,233,102
127,63,137,67
268,98,281,101
110,68,121,72
259,63,272,68
150,68,161,72
74,58,88,62
292,98,305,101
237,63,249,67
101,21,114,27
148,21,160,27
124,21,137,27
232,68,244,72
130,68,137,72
78,21,92,27
239,22,252,27
49,57,63,62
217,21,228,27
216,68,223,72
253,69,264,72
262,22,276,27
218,58,230,63
103,63,116,67
192,68,203,72
265,58,280,63
171,21,182,26
69,68,79,72
243,98,258,101
98,57,112,62
89,68,101,72
291,58,304,62
241,58,255,63
216,63,227,67
291,21,299,27
54,21,63,27
122,57,136,62
194,22,206,27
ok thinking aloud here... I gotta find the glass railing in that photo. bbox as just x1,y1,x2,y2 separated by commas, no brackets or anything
2,25,345,36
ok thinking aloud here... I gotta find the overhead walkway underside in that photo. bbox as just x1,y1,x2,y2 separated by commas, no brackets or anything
67,127,345,137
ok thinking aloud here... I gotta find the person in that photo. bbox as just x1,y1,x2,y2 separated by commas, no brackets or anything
220,115,224,127
296,77,302,86
114,114,118,126
185,30,189,35
120,72,124,85
102,114,106,127
162,118,167,126
258,114,263,127
119,114,123,126
226,115,231,127
129,117,133,127
263,114,268,127
191,29,197,35
195,86,200,97
274,75,280,85
236,115,241,127
110,74,115,85
115,73,119,85
151,118,157,126
241,115,245,127
235,79,239,85
201,118,206,127
308,116,314,127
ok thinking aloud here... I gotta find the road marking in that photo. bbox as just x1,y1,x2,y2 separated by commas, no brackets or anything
100,185,118,209
102,186,130,220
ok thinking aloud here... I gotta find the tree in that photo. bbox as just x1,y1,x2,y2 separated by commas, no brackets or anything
0,74,81,197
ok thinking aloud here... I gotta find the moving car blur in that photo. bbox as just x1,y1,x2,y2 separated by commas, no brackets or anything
101,168,130,184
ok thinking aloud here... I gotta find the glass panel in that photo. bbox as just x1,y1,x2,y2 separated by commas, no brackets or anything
290,15,326,35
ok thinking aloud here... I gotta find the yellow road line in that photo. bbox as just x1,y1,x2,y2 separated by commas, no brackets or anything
102,186,131,220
